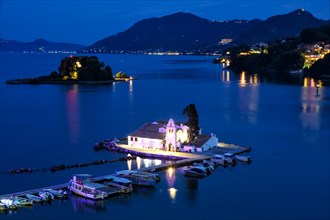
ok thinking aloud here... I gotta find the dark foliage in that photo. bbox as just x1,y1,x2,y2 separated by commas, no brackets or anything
182,104,200,143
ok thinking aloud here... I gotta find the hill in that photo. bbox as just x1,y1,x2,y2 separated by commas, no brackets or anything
81,12,261,53
81,9,329,53
0,39,84,53
234,9,330,44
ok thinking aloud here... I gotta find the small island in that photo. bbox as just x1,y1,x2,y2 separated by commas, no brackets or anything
6,56,135,85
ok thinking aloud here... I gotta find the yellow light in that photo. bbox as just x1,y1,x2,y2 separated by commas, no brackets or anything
167,167,173,178
136,157,141,169
168,187,177,201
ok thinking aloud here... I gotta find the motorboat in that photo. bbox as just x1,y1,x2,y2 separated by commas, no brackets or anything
68,174,109,200
0,202,7,211
194,161,215,172
0,198,18,210
25,193,45,203
211,156,227,166
43,188,68,199
12,196,33,206
102,175,133,193
235,155,252,163
184,167,207,178
39,191,54,201
116,170,157,186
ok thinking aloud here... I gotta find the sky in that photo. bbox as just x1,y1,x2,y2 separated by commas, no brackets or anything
1,0,329,45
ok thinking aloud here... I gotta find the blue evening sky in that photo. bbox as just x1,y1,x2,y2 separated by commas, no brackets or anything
1,0,329,45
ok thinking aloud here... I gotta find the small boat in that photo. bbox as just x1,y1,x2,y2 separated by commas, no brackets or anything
211,156,227,166
0,202,7,211
103,175,133,193
192,163,213,173
12,196,33,206
214,153,236,165
68,174,109,200
116,170,157,186
0,198,18,210
184,167,207,178
25,194,44,203
39,191,54,201
235,155,252,163
43,188,68,199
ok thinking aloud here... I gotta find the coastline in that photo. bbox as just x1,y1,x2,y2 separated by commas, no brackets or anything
5,77,137,85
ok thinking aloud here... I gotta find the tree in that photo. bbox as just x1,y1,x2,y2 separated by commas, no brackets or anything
182,104,200,143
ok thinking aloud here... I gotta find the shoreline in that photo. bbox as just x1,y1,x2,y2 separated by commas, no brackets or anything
5,77,137,85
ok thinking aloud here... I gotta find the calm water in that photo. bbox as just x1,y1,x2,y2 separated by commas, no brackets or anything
0,53,329,220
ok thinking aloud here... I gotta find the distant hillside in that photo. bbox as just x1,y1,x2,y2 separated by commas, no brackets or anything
81,9,329,53
0,39,84,53
234,9,330,44
81,12,261,53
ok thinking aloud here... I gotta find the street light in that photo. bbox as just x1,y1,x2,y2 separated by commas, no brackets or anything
316,83,320,96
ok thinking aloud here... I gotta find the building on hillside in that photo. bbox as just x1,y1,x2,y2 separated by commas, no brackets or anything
127,118,218,152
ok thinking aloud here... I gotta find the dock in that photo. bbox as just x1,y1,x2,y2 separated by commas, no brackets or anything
0,143,250,200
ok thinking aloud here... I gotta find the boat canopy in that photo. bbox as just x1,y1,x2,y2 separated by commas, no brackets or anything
104,175,132,184
84,182,108,189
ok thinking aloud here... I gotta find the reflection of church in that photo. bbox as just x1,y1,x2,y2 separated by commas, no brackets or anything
128,118,218,152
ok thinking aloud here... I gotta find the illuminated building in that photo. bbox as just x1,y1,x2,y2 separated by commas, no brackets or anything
128,118,218,152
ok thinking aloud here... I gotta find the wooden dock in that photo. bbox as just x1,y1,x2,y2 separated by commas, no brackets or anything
0,143,250,200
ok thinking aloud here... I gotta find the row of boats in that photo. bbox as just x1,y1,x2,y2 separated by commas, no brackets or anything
184,153,252,177
0,169,161,212
0,188,68,212
67,170,160,200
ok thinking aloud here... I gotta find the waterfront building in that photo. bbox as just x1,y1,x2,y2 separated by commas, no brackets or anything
127,118,218,152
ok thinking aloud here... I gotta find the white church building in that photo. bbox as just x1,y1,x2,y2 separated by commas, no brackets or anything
127,118,218,152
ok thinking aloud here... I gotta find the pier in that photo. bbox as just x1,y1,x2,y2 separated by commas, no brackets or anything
0,143,250,200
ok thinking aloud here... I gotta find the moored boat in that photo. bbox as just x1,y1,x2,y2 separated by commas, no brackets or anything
39,191,54,201
184,167,207,178
115,170,157,186
0,202,7,211
103,175,133,193
25,194,44,203
235,155,252,163
12,196,33,206
43,188,68,199
68,174,109,200
0,198,18,210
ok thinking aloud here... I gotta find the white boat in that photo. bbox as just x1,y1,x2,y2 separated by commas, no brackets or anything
192,162,214,173
116,170,157,186
39,191,54,201
211,156,227,166
0,198,18,210
12,196,33,206
184,167,207,178
235,155,252,163
0,202,7,211
68,174,109,200
25,194,44,203
43,188,68,199
103,175,133,193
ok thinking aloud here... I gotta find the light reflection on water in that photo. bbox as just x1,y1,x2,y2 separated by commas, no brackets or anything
71,194,106,213
127,157,164,170
66,84,80,144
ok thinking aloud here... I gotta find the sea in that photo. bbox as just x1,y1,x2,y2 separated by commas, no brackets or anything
0,53,329,220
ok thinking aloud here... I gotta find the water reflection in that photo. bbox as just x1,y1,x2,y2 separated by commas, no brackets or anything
129,157,163,170
221,70,231,82
238,72,260,124
239,71,259,87
300,85,321,131
184,177,198,204
240,71,246,86
168,187,178,203
166,167,176,188
71,194,106,213
66,85,80,144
